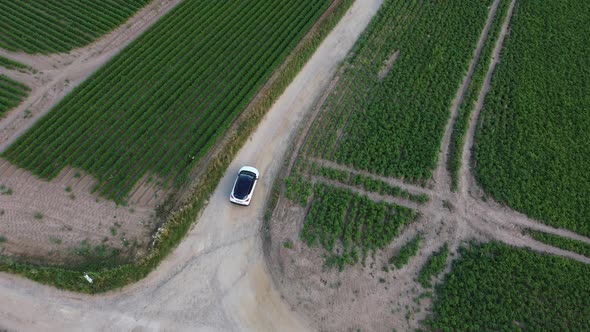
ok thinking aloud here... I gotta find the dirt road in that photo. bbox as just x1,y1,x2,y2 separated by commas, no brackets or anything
0,0,382,331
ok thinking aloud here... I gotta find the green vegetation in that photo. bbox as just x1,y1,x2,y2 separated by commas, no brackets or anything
0,56,32,71
49,237,62,245
0,0,354,293
0,184,13,195
425,242,590,331
0,74,30,117
0,0,150,53
3,0,333,203
69,240,124,270
312,164,349,183
528,231,590,258
283,239,294,249
0,235,6,243
284,176,313,206
447,0,512,191
417,243,448,288
301,183,417,270
389,234,422,269
304,0,492,182
473,0,590,236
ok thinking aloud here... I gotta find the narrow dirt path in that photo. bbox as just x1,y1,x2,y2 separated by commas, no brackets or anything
459,0,515,200
310,157,431,196
432,0,501,194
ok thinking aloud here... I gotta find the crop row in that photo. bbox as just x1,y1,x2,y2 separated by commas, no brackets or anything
3,0,331,203
0,56,32,72
302,0,493,183
0,74,30,116
0,0,150,54
426,242,590,330
300,183,417,270
416,243,448,288
388,234,422,269
473,0,590,236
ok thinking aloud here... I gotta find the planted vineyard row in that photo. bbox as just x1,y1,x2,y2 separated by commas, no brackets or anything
473,0,590,236
0,56,32,72
388,234,422,269
0,74,30,116
3,0,331,203
300,183,417,270
416,243,448,288
0,0,150,54
303,0,492,182
426,243,590,330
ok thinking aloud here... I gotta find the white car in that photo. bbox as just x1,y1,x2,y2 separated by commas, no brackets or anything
229,166,259,206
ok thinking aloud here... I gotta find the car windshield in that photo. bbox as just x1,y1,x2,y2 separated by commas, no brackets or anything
234,172,255,199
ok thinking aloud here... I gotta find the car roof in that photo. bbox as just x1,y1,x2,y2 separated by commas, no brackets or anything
234,172,255,198
239,166,259,177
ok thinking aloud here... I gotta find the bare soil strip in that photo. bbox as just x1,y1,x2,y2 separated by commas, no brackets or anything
310,157,431,196
311,176,421,210
377,50,399,81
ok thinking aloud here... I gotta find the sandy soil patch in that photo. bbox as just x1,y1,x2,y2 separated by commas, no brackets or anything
0,159,154,265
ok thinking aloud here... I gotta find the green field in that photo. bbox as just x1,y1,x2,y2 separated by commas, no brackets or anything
426,243,590,330
303,0,492,182
299,183,417,270
2,0,332,203
473,0,590,236
0,0,150,53
0,74,29,116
